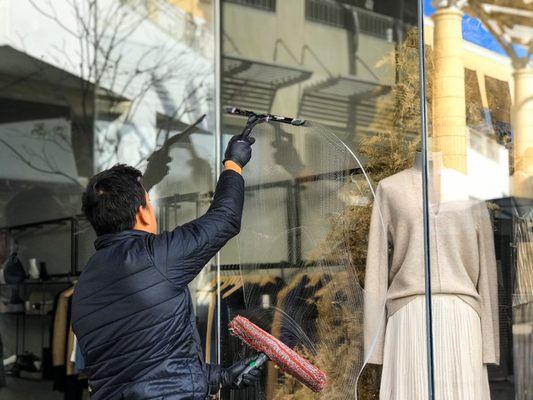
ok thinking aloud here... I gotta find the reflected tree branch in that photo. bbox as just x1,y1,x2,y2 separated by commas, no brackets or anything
0,137,82,187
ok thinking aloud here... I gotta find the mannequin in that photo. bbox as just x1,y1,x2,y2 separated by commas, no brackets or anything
413,150,469,204
363,153,499,400
414,150,442,200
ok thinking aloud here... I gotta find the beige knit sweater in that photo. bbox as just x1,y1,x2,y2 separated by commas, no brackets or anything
363,167,499,365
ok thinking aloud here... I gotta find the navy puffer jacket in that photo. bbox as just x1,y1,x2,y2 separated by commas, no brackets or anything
72,170,244,399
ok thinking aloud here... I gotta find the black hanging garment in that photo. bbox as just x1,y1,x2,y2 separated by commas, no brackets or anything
3,252,27,284
0,332,6,387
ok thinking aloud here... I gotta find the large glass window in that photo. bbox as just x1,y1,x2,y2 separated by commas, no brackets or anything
220,1,423,398
6,0,519,399
422,1,532,399
0,1,214,398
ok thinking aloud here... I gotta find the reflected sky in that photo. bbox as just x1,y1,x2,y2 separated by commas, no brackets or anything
423,0,530,58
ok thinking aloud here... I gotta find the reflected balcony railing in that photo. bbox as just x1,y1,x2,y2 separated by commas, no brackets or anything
224,0,276,12
305,0,397,41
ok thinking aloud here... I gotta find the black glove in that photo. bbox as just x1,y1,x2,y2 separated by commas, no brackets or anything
223,134,256,168
220,355,263,390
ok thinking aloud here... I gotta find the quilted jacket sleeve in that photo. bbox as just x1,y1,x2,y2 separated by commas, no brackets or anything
150,170,244,287
206,363,222,395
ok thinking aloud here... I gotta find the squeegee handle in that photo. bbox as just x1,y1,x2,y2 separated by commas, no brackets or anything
241,124,255,138
240,114,261,138
234,353,269,387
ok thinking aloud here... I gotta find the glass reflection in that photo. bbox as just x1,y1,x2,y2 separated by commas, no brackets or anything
423,0,532,399
220,1,422,399
223,121,369,400
0,0,214,398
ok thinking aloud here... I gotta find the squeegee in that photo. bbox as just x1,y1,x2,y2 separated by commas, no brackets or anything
226,106,306,138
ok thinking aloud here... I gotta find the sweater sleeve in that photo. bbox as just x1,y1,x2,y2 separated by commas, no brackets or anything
363,183,390,364
476,202,500,365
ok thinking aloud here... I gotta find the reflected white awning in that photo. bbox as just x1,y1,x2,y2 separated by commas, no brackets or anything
222,54,313,113
298,75,390,131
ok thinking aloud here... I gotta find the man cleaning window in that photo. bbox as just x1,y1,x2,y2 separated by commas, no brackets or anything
72,132,261,399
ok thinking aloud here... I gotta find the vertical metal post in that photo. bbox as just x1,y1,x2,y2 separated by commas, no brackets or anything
70,218,77,276
40,282,46,351
16,306,20,355
92,0,99,175
286,183,296,266
22,313,26,353
293,182,302,265
74,218,79,275
416,1,436,399
214,0,223,368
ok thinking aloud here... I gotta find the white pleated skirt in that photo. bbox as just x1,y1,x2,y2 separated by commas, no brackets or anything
380,295,491,400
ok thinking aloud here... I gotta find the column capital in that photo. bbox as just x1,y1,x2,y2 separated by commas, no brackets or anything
431,0,467,10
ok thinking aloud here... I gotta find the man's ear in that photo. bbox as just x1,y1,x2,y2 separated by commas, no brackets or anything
137,204,152,227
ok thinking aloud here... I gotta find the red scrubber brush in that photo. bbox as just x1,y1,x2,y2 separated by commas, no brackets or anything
229,315,328,392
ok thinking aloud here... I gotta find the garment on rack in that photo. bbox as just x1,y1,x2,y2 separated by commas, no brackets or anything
71,336,86,374
204,274,284,364
513,302,533,400
509,197,533,307
203,291,217,364
52,286,74,391
66,310,76,377
204,274,283,400
51,285,86,399
364,168,499,365
279,274,324,349
204,276,281,358
0,331,5,387
266,272,330,397
508,197,533,399
64,376,85,400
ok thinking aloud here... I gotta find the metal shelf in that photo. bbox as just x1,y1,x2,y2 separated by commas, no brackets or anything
0,278,76,287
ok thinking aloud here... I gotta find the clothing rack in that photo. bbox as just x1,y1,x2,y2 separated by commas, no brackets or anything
217,262,295,271
1,216,84,366
212,260,345,272
9,280,75,357
1,215,86,276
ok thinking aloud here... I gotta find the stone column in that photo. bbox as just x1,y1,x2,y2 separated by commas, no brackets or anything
512,67,533,197
431,1,467,173
169,0,206,19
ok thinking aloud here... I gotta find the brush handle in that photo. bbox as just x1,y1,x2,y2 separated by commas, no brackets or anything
234,353,268,387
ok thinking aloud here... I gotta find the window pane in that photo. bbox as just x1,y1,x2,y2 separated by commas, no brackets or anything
0,1,215,396
220,0,423,398
423,1,532,399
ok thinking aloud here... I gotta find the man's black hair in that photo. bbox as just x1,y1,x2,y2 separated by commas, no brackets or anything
82,164,147,236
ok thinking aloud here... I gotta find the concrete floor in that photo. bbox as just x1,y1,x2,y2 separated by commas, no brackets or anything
490,381,516,400
0,377,516,399
0,377,62,400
